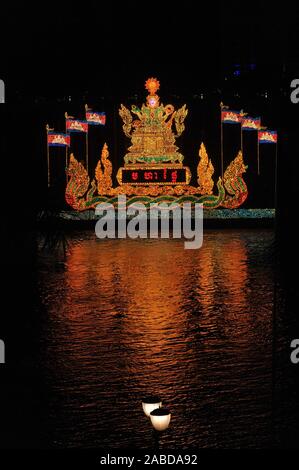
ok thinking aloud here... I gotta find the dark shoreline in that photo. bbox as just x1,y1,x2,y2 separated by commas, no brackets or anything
36,208,276,230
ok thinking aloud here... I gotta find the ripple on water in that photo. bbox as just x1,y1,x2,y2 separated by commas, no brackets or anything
39,229,275,448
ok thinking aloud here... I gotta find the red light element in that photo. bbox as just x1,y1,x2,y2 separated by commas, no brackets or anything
144,172,153,180
171,171,178,183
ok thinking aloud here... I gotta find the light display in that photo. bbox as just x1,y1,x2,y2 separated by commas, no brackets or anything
65,78,249,210
222,151,248,208
197,142,214,195
117,166,191,185
95,143,113,195
119,77,187,165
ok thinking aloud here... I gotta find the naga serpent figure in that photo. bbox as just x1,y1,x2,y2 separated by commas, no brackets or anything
65,143,248,210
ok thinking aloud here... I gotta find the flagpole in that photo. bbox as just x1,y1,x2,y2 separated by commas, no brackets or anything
65,112,69,184
241,127,243,156
220,102,224,178
274,142,278,212
257,136,260,176
85,104,89,174
86,131,89,174
46,124,50,187
240,111,247,158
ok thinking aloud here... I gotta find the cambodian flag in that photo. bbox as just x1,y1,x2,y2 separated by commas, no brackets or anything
258,130,277,144
221,110,242,124
48,133,70,147
242,116,261,131
86,111,106,125
66,119,88,133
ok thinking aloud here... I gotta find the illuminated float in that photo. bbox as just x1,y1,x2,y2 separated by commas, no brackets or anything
65,78,248,210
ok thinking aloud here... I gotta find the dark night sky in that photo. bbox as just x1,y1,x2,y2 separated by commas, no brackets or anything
3,2,298,97
1,3,218,98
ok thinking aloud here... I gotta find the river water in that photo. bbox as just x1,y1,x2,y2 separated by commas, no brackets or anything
37,228,282,448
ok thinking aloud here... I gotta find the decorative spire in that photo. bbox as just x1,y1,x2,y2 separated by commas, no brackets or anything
145,77,160,95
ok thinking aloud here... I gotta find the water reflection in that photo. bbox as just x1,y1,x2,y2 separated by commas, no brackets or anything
39,229,275,448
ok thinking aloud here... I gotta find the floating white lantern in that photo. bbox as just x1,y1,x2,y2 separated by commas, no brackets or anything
142,396,162,418
150,407,171,432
